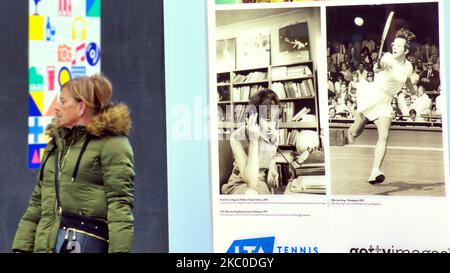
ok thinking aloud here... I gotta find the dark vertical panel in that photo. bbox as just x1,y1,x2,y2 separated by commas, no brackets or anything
0,0,32,253
101,0,168,252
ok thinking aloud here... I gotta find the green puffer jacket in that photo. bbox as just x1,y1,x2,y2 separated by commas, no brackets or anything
12,103,135,253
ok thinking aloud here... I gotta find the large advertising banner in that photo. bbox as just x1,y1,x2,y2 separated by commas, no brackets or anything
208,0,450,253
28,0,101,168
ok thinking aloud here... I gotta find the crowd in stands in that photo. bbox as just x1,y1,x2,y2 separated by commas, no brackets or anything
327,34,442,123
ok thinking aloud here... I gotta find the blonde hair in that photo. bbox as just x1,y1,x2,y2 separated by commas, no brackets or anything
62,74,113,113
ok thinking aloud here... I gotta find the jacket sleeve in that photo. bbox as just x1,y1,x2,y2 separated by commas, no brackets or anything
101,136,135,253
11,175,43,252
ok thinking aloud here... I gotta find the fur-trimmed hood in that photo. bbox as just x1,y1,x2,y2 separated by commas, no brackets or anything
46,103,132,138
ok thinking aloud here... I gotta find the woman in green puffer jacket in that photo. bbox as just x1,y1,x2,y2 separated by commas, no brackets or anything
12,75,135,253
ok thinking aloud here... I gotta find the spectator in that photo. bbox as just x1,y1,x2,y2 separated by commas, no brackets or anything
412,84,431,115
328,80,335,98
336,82,350,106
348,72,359,99
421,43,433,63
416,58,425,72
362,34,376,53
360,47,373,69
420,37,434,62
429,104,441,122
407,109,422,122
345,99,356,119
397,86,408,111
431,44,439,58
356,63,368,80
329,107,337,119
370,46,380,63
400,94,413,116
343,54,355,71
331,43,345,66
334,74,344,95
420,61,440,91
328,64,339,82
407,55,417,66
347,42,358,69
409,65,421,90
412,45,421,60
340,62,353,82
329,98,338,110
391,98,403,121
433,62,440,73
366,71,374,83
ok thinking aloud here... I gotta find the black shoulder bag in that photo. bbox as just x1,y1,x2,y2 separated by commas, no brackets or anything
47,136,109,253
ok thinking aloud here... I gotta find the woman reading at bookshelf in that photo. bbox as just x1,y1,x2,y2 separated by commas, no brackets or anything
221,89,282,195
348,28,416,184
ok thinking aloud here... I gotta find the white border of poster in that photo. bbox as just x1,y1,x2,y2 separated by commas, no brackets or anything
208,0,450,253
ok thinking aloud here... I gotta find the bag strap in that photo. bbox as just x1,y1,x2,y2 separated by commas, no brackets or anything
54,145,61,213
54,136,91,214
71,135,91,183
39,141,56,182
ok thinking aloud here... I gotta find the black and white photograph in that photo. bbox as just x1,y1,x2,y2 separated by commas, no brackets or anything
216,38,236,72
236,30,271,69
214,7,326,195
273,21,311,65
326,2,446,196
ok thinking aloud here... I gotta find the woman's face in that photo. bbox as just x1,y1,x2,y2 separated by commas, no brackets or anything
341,63,347,71
433,63,439,71
55,87,81,128
258,105,280,139
417,59,423,67
329,108,336,118
417,86,425,96
392,38,408,59
340,84,347,93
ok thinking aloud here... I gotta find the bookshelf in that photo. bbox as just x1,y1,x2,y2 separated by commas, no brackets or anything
217,60,321,151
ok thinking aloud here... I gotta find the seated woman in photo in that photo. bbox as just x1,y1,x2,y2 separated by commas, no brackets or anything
221,89,281,195
348,72,359,100
339,62,353,83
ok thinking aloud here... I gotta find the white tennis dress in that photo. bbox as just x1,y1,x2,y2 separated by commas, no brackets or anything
357,53,413,121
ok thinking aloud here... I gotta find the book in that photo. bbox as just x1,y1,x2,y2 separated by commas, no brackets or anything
292,107,310,121
288,176,326,194
272,66,287,80
306,79,315,97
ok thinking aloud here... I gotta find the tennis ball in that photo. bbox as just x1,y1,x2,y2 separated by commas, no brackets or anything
354,17,364,27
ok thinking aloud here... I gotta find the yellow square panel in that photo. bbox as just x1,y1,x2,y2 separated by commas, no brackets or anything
29,15,44,41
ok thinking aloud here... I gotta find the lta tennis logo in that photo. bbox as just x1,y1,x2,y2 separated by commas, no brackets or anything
227,236,319,253
227,237,275,253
